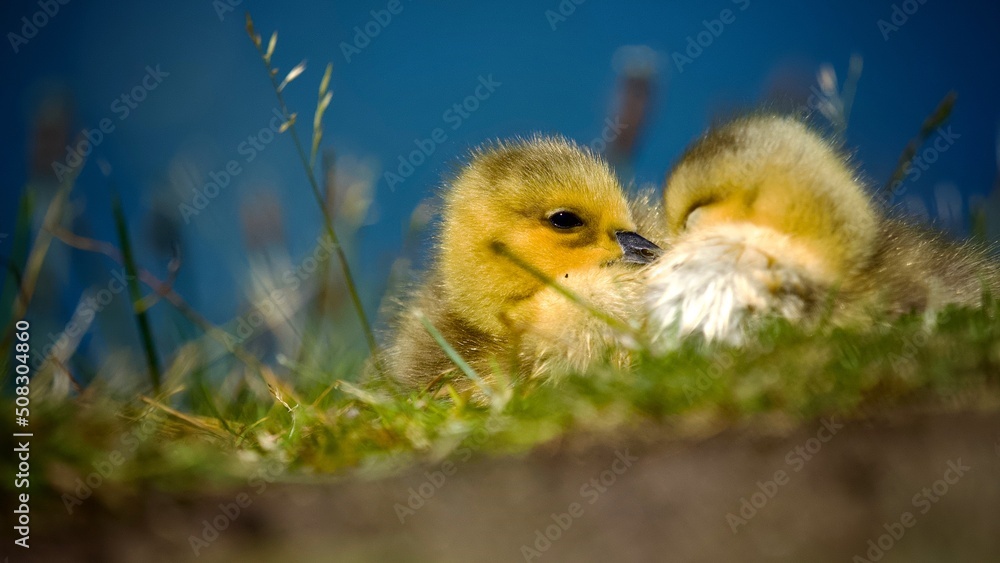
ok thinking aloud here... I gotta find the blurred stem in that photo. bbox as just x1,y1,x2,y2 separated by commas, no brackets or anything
246,15,379,363
0,170,80,384
835,54,864,142
110,187,162,391
48,227,310,412
140,395,230,439
295,151,337,371
883,92,957,199
0,190,33,321
1,258,23,290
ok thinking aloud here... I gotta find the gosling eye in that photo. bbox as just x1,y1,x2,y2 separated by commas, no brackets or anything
549,210,585,230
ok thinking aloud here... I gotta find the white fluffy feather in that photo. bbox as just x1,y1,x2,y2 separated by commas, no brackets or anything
645,223,820,350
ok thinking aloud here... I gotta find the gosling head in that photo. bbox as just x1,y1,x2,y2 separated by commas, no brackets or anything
439,135,661,335
663,114,878,284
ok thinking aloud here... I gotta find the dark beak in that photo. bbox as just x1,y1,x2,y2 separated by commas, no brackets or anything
616,231,663,265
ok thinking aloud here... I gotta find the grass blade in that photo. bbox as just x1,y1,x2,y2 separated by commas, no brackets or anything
278,60,306,92
489,241,641,341
311,91,332,168
110,186,162,391
335,379,389,406
245,13,379,363
48,227,307,409
319,62,332,97
0,189,35,385
0,166,82,382
0,189,34,327
883,92,957,199
245,12,261,47
311,63,334,169
416,311,493,400
265,31,277,64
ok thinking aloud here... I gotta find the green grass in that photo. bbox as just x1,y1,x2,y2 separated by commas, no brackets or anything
8,298,999,498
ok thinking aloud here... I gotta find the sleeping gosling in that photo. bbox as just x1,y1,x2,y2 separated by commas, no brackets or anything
646,114,1000,347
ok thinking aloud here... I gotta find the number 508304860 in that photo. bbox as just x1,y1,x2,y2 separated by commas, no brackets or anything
14,320,31,418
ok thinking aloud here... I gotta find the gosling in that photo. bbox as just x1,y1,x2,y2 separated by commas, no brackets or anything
646,114,1000,346
383,136,662,393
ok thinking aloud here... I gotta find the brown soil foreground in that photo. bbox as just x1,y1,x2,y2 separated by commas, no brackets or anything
21,410,1000,563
